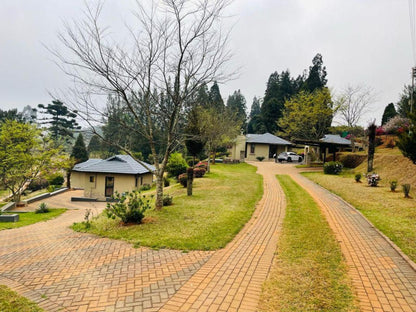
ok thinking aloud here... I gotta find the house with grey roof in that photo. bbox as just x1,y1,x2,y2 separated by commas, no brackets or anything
71,155,155,199
228,133,293,161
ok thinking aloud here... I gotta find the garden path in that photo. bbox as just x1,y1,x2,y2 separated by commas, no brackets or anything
275,163,416,312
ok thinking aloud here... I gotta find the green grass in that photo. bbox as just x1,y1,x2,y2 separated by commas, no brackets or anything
0,209,67,231
72,163,263,250
303,171,416,262
0,285,43,312
259,175,358,312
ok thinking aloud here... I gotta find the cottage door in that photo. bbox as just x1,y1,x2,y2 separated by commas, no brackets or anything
105,176,114,197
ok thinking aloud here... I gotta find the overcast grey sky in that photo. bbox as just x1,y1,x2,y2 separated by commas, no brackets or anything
0,0,413,126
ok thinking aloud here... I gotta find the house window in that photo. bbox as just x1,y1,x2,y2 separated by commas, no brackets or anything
89,176,95,183
135,176,138,187
250,144,255,154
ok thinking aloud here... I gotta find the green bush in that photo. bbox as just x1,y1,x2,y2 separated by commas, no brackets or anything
193,167,206,178
166,152,188,178
354,173,362,183
402,184,411,198
163,194,173,206
256,156,265,162
47,185,58,193
46,172,64,186
323,161,343,175
178,173,187,187
28,178,49,191
390,180,398,192
105,191,151,224
164,177,170,187
140,184,151,191
35,202,49,214
339,154,366,168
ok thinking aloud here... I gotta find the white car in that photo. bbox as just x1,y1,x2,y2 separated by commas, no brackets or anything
277,152,303,163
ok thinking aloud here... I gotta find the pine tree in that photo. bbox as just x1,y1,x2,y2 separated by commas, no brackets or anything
381,103,398,125
226,90,247,130
397,113,416,164
396,85,416,117
38,100,80,140
303,53,327,92
71,133,89,164
208,82,225,111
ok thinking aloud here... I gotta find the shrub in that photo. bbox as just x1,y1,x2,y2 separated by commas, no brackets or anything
367,173,380,187
256,156,265,162
354,173,362,183
390,180,398,192
47,185,57,193
339,154,366,169
402,184,411,198
163,194,173,206
164,177,170,187
105,191,151,224
47,172,64,186
140,184,151,191
195,161,208,170
28,178,49,191
323,161,343,175
166,152,188,178
178,173,187,187
35,202,49,214
193,167,206,178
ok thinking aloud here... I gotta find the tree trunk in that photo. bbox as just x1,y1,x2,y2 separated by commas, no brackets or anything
66,170,71,189
155,170,164,210
367,122,376,172
187,167,194,196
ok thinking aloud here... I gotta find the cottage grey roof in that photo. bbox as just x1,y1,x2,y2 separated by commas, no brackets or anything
320,134,351,145
73,155,155,175
246,133,292,145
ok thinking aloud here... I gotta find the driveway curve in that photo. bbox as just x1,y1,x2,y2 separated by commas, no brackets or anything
0,163,286,312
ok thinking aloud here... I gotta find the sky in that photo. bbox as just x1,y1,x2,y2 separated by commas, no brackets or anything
0,0,414,126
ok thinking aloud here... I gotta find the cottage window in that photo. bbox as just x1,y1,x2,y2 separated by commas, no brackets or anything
250,144,255,154
89,176,95,183
135,176,138,187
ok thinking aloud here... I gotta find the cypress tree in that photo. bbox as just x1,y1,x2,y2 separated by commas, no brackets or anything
71,133,89,164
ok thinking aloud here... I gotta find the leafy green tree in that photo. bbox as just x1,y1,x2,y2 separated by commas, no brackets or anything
397,113,416,164
249,97,261,118
71,133,89,164
87,134,102,155
0,109,23,123
303,53,327,92
381,103,398,125
396,85,416,117
165,152,188,178
278,89,333,141
37,100,80,141
226,90,247,131
0,120,60,202
185,107,205,165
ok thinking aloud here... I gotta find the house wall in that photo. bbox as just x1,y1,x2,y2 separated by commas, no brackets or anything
228,135,246,161
246,143,269,161
71,172,153,199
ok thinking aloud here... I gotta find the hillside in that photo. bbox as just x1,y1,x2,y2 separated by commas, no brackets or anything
355,144,416,187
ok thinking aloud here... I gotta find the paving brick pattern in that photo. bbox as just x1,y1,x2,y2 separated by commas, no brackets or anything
159,162,285,312
0,191,213,311
274,163,416,312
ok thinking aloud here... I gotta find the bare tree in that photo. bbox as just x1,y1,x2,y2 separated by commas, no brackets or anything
51,0,234,210
335,85,376,127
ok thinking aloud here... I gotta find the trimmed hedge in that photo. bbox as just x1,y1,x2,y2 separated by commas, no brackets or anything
324,161,343,175
193,167,206,178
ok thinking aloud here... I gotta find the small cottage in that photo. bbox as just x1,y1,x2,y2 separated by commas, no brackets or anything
229,133,293,161
71,155,155,199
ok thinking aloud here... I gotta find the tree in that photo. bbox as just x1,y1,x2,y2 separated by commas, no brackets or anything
21,105,37,123
278,88,333,141
381,103,398,125
198,108,240,172
396,85,415,117
303,53,327,92
71,133,89,164
247,97,265,134
208,82,225,111
185,107,205,165
0,120,59,202
335,85,375,127
37,100,81,141
0,109,23,123
367,121,376,172
88,135,102,156
397,113,416,164
226,90,247,131
53,0,233,210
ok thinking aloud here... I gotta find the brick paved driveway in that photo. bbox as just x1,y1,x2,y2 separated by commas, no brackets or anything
0,163,286,312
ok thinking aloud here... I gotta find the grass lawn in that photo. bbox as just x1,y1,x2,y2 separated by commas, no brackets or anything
0,285,43,312
0,209,67,231
303,171,416,262
72,163,263,250
259,175,358,312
